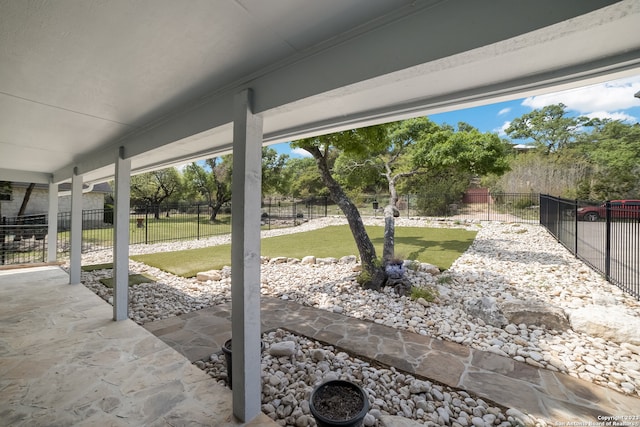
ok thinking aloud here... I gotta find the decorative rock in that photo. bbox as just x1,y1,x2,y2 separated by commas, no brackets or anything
269,256,289,264
419,263,440,275
363,413,376,426
301,256,316,265
569,305,640,345
380,415,428,427
500,300,570,331
339,255,357,264
316,257,338,265
416,297,430,307
196,270,222,282
506,408,535,426
311,349,325,361
504,324,518,334
268,341,296,356
464,297,507,328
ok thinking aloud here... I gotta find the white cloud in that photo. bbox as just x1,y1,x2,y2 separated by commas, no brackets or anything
291,147,313,158
494,121,511,137
522,75,640,114
498,107,511,116
585,111,637,122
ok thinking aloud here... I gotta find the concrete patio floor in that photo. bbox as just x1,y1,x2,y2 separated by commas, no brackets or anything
0,266,276,427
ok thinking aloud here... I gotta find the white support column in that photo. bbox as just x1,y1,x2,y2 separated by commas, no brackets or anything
113,147,131,321
231,88,263,422
47,180,58,263
69,169,83,284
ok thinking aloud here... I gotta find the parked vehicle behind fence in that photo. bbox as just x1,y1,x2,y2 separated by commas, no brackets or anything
576,199,640,222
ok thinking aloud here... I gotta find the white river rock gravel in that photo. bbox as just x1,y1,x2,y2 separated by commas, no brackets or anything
71,217,640,426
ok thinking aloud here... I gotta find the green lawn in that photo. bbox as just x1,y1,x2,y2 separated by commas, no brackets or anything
131,225,477,278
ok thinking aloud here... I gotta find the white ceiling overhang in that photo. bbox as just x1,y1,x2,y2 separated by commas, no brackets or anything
1,0,639,185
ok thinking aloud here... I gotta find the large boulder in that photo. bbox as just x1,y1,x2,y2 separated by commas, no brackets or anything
500,300,570,331
569,305,640,345
464,297,507,328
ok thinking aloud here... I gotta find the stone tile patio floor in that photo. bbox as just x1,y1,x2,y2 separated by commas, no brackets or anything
0,266,277,427
145,298,640,425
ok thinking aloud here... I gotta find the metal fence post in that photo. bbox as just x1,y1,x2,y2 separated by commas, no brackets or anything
605,201,611,281
292,202,297,226
145,206,149,244
574,199,578,258
1,216,5,265
197,204,201,240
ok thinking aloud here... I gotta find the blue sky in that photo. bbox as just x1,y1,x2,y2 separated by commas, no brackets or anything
275,74,640,158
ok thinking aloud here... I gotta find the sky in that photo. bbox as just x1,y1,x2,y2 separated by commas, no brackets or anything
274,74,640,158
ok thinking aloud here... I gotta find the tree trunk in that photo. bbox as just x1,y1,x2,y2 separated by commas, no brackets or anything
209,204,219,222
308,147,386,290
383,206,396,264
18,183,35,217
382,177,400,265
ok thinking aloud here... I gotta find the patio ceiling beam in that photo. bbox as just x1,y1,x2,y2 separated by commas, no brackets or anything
0,168,52,185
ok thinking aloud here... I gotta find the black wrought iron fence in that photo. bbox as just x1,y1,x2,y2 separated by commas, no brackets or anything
0,214,49,264
353,192,540,223
261,196,329,229
540,194,639,300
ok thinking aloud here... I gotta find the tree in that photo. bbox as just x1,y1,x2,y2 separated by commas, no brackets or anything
293,118,511,291
292,127,388,290
505,103,593,154
576,120,640,200
261,147,289,196
130,168,182,219
284,157,329,199
183,157,233,221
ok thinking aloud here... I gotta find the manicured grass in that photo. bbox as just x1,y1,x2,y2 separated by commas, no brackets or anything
131,225,476,278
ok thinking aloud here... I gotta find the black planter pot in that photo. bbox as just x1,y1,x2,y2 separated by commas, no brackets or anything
309,380,369,427
221,338,265,389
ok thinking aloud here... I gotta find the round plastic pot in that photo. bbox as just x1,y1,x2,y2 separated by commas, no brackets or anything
221,339,264,389
309,380,369,427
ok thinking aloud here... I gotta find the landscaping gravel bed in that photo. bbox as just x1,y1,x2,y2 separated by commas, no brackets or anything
73,217,640,426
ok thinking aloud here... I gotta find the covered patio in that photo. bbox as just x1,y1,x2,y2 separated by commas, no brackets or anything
1,0,640,423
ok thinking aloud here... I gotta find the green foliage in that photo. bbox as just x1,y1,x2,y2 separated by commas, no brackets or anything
436,275,453,285
412,122,511,176
183,157,233,220
284,157,329,199
408,173,469,216
410,285,438,302
497,105,639,200
575,120,640,200
130,168,183,217
262,147,289,196
356,270,371,286
505,103,593,154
